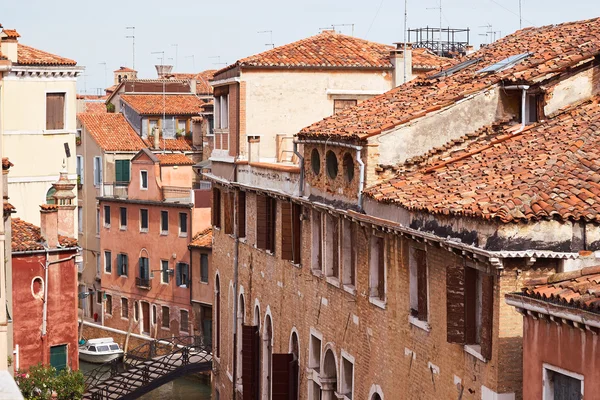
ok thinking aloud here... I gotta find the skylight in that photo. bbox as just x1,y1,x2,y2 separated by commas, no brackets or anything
477,52,532,74
429,58,481,79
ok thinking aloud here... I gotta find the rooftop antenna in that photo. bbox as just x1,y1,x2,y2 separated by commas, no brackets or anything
209,56,227,66
426,0,443,55
81,73,89,94
126,26,135,70
186,55,195,70
99,62,107,88
332,23,355,36
479,23,493,44
519,0,522,29
257,30,274,49
403,0,408,83
171,44,178,71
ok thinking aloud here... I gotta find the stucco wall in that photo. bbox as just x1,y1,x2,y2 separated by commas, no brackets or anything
190,248,212,307
130,156,161,202
545,64,600,116
160,165,193,188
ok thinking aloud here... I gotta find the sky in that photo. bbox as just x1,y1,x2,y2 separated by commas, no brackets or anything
2,0,598,94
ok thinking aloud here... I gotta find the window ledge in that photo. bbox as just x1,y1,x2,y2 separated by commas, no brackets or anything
200,281,209,285
140,229,148,233
311,269,323,278
326,276,340,288
290,261,302,269
160,231,168,236
342,285,356,296
120,227,127,231
408,316,430,332
179,233,188,238
104,224,111,229
369,297,386,309
464,344,487,363
239,237,247,244
161,327,170,331
121,317,129,321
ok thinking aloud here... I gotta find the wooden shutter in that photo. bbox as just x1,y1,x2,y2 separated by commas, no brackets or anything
415,249,428,320
237,191,246,238
123,254,128,276
464,267,477,344
224,192,233,234
46,93,65,130
242,325,260,400
480,273,495,360
333,217,339,278
377,237,385,300
256,195,268,249
272,353,297,400
117,255,123,276
267,198,277,253
212,188,221,228
292,204,302,264
350,223,356,285
281,201,293,260
446,263,466,344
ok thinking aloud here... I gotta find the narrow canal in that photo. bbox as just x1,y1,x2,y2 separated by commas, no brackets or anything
80,361,212,399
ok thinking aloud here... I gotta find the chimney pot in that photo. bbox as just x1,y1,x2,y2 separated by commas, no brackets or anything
155,65,174,78
40,205,59,248
391,42,413,87
0,29,19,63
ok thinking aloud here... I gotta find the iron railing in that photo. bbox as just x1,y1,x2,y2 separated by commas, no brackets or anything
135,277,151,289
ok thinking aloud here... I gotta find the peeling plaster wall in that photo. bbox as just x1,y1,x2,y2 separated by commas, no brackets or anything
544,64,600,116
373,87,515,166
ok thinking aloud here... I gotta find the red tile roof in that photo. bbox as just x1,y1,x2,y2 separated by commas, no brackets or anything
216,31,395,75
78,113,146,152
365,97,600,223
156,153,195,166
105,84,118,93
120,94,204,115
167,70,216,95
143,136,193,151
515,265,600,314
189,228,213,248
299,17,600,141
114,66,136,73
83,102,108,114
17,44,77,66
412,48,454,70
2,29,20,39
12,218,77,252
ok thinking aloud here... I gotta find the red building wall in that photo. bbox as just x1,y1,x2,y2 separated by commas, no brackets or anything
522,315,600,399
12,251,79,372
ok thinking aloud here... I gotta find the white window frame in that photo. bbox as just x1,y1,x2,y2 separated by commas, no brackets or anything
93,156,102,187
78,207,83,234
120,207,127,230
340,350,355,400
140,209,149,233
368,234,386,308
408,246,429,329
140,170,148,190
104,205,111,228
160,210,169,235
161,260,170,285
96,208,100,236
179,212,188,237
44,91,67,132
76,155,84,184
104,251,112,274
543,363,584,400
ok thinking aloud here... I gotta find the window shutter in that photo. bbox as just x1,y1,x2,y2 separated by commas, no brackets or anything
123,255,128,276
480,273,494,360
176,263,182,286
377,237,385,300
272,353,295,400
256,195,268,249
116,161,123,183
464,267,477,344
268,198,277,253
292,204,302,264
139,258,143,279
281,201,293,261
237,191,246,238
212,189,221,228
123,160,130,182
117,255,123,276
183,264,189,286
446,263,466,344
242,325,260,400
416,249,428,320
224,192,233,234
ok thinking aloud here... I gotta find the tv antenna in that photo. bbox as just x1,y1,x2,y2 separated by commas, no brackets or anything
209,56,227,66
519,0,522,29
186,55,195,70
151,50,165,65
171,44,178,71
478,23,494,44
426,0,443,55
126,26,135,70
99,62,107,88
257,30,274,49
403,0,408,83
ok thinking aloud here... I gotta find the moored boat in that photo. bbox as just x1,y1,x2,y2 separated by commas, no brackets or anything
79,337,124,364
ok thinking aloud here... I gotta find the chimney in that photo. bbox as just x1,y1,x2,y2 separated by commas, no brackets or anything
155,64,173,78
40,205,59,248
0,29,20,63
189,79,197,94
465,45,475,55
52,169,77,238
391,42,413,87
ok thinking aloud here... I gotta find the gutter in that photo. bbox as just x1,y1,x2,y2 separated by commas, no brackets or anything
12,246,80,256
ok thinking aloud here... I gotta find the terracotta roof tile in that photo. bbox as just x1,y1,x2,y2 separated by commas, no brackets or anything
17,44,76,66
299,17,600,140
2,29,20,39
189,228,212,248
11,218,77,252
156,153,194,166
3,203,15,216
120,94,203,115
169,70,216,95
78,113,146,152
114,66,136,73
365,97,600,223
83,102,108,114
216,31,396,75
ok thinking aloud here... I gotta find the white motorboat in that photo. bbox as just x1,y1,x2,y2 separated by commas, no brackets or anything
79,337,124,364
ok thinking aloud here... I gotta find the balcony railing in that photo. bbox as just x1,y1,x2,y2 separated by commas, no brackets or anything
101,182,129,199
135,277,151,289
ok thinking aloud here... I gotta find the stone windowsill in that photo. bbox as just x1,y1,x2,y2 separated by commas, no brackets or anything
325,276,340,288
369,297,386,310
408,315,430,332
464,344,487,363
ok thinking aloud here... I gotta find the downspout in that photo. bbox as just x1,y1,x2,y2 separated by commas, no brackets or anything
293,140,304,197
503,84,530,133
356,148,365,210
232,189,239,396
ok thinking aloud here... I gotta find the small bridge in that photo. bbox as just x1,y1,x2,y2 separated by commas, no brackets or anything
83,336,212,400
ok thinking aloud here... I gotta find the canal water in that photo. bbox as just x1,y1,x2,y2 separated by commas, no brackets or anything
80,361,211,400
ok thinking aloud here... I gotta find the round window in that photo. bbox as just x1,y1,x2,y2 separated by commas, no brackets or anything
343,152,355,182
31,277,44,299
311,148,321,175
326,151,338,179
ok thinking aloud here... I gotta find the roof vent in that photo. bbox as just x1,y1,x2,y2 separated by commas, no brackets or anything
155,65,173,78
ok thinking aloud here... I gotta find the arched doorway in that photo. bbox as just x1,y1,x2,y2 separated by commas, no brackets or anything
262,314,273,399
321,349,338,400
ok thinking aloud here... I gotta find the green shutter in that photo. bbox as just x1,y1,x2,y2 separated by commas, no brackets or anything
50,345,67,372
116,160,131,184
176,263,182,286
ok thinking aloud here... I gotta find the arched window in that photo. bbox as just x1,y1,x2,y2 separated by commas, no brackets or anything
236,294,245,386
215,275,221,358
262,314,273,399
321,349,338,398
46,187,56,204
372,394,383,400
290,331,300,398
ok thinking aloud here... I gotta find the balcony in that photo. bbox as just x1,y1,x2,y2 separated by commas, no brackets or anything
101,182,129,199
135,277,151,289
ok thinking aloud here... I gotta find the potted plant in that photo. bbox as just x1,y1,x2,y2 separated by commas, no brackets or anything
75,136,81,145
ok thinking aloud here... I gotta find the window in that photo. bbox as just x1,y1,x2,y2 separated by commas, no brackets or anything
177,119,188,134
409,247,427,321
214,93,229,151
46,93,65,130
161,211,169,234
341,219,356,288
120,207,127,229
340,354,354,399
326,151,338,179
121,297,129,318
46,187,56,205
104,251,112,274
134,301,139,321
343,152,355,182
138,257,150,284
200,254,209,283
162,306,170,328
140,209,149,232
311,210,322,272
96,254,101,277
78,207,83,234
115,160,130,185
104,205,111,227
140,170,148,189
161,260,170,284
309,333,322,371
96,208,100,235
180,310,189,332
179,212,188,236
93,157,102,186
334,99,357,114
176,262,189,287
149,119,158,136
212,188,222,228
97,291,103,304
256,195,276,253
49,344,67,372
76,155,84,184
526,94,540,124
281,202,302,264
152,305,157,325
543,364,584,400
369,236,386,303
105,294,112,315
237,191,246,238
324,214,340,280
117,253,128,276
311,148,321,175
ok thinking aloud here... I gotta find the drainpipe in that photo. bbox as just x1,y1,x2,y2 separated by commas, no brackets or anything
356,148,365,210
232,189,239,397
293,140,304,197
503,85,530,132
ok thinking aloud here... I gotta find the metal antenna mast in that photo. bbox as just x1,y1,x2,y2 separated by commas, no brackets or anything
126,27,135,70
332,24,355,36
171,44,178,71
403,0,408,83
519,0,522,29
426,0,443,55
151,51,166,152
479,23,493,44
186,55,195,70
99,62,107,89
209,56,227,66
257,31,274,49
